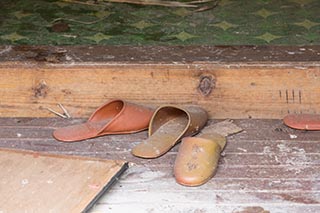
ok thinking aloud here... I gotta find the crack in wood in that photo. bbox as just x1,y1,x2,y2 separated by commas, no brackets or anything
292,90,295,103
299,90,302,104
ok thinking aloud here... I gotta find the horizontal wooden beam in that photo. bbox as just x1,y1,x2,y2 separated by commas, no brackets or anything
1,45,320,63
0,46,320,119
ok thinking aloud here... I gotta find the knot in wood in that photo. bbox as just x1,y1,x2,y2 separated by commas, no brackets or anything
198,75,215,96
33,81,48,98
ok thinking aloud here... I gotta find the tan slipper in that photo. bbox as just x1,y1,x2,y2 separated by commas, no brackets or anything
131,105,208,159
174,120,242,186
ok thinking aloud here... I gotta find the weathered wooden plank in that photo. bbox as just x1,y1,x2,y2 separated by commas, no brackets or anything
2,118,320,142
91,164,320,213
0,117,287,127
1,136,319,155
0,61,320,118
1,46,320,63
1,138,318,166
0,118,84,128
91,203,320,213
0,118,319,169
2,126,320,144
97,181,320,203
0,118,314,139
95,170,320,213
111,166,320,191
102,190,320,205
1,146,317,180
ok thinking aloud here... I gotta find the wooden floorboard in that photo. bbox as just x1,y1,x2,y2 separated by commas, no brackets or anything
0,118,319,212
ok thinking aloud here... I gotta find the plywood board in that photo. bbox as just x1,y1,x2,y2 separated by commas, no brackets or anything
0,148,128,213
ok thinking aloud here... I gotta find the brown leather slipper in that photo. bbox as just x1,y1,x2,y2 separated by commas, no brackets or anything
174,120,242,186
283,114,320,130
131,105,208,159
53,99,154,142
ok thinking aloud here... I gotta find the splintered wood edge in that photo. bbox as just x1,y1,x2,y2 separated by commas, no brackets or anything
0,147,127,166
83,161,129,212
1,45,320,63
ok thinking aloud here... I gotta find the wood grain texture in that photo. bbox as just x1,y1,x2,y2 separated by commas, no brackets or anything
1,45,320,119
0,118,318,212
0,62,320,119
0,148,127,213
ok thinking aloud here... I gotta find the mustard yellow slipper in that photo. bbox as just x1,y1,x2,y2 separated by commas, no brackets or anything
131,105,208,159
174,120,242,186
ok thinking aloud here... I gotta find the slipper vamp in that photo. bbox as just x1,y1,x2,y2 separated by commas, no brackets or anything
174,136,223,186
182,106,208,137
100,102,154,134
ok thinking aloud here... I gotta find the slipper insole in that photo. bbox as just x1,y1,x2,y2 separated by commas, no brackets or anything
54,119,112,142
132,117,188,158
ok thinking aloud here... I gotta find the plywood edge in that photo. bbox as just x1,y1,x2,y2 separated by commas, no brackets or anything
83,161,129,212
0,147,127,165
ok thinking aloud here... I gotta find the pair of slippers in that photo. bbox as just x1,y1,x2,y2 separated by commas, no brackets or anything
130,105,243,186
130,108,242,186
53,99,242,186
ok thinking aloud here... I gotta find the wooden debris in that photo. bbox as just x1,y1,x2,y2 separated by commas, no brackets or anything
63,0,219,8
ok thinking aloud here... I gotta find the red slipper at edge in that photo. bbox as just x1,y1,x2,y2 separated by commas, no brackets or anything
283,114,320,130
53,99,154,142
